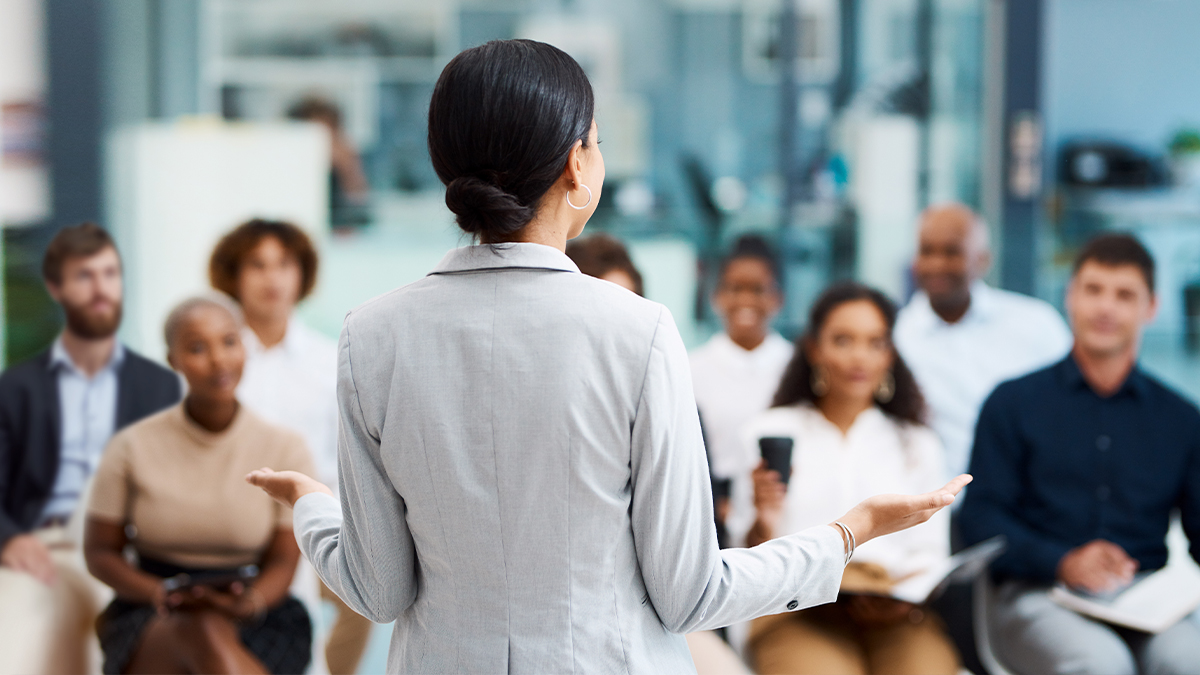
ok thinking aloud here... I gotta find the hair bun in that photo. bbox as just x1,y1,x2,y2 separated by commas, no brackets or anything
445,176,534,238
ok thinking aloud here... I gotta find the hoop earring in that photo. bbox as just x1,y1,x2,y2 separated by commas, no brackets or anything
876,371,895,403
565,184,592,210
811,366,829,397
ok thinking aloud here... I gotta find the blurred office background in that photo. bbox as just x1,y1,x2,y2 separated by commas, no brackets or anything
5,0,1200,360
5,0,1200,670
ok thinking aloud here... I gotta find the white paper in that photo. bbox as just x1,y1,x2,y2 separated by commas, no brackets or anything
1051,563,1200,634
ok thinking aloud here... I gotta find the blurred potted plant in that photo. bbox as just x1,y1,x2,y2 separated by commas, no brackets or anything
1169,128,1200,188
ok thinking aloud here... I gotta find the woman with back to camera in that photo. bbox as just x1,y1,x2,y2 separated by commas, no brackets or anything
731,283,959,675
247,39,970,674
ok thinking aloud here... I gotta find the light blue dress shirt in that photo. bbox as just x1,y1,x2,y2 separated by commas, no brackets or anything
39,337,125,524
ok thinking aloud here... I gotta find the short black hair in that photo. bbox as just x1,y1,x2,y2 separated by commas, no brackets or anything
717,234,782,288
1072,233,1155,294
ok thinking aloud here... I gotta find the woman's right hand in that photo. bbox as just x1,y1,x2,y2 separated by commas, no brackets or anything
832,474,972,547
246,468,333,508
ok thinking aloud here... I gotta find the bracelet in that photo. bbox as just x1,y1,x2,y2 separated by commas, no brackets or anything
833,521,856,566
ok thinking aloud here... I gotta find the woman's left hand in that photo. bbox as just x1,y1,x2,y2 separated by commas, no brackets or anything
246,468,332,508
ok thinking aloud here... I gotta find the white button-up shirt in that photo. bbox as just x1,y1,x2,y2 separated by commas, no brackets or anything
728,404,950,580
40,337,125,523
894,281,1072,478
690,331,794,479
237,320,338,489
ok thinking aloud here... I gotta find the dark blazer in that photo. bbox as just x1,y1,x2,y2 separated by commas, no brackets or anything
0,346,181,549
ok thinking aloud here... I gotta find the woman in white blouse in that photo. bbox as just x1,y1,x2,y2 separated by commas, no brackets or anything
731,283,960,675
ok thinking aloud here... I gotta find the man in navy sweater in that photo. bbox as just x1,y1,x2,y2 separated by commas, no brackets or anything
962,233,1200,675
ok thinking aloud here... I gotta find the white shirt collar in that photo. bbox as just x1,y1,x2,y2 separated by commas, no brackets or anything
909,280,996,331
49,334,126,376
242,318,305,358
797,401,888,437
709,331,791,363
430,243,581,275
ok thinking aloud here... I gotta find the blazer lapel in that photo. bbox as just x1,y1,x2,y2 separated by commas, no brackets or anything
33,351,61,495
115,355,135,428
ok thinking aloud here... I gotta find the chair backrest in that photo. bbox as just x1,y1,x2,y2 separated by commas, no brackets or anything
972,573,1020,675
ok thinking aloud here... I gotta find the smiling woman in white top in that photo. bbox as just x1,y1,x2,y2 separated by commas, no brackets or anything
730,283,958,675
690,235,793,482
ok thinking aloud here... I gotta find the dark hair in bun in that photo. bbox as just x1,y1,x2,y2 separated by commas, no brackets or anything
429,40,595,241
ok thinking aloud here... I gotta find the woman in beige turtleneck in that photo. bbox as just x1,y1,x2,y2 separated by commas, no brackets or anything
84,296,316,675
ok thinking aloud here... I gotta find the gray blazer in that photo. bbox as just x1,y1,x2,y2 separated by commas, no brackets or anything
294,243,845,674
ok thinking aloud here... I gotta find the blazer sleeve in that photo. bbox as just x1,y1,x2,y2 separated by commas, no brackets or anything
629,308,845,633
293,318,418,624
0,385,23,550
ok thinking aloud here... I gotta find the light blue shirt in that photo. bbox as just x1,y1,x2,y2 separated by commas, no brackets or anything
39,336,125,524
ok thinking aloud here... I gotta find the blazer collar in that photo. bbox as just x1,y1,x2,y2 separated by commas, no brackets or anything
429,243,581,276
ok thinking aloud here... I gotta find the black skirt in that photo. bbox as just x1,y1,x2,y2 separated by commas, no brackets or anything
97,558,312,675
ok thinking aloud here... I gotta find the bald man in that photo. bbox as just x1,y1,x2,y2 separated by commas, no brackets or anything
894,204,1072,479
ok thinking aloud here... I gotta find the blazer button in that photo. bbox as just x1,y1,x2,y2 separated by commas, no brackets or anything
786,600,799,610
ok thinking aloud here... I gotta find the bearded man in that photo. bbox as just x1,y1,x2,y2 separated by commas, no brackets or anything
0,223,181,675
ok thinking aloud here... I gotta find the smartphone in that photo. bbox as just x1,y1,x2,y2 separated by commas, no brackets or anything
759,437,795,486
162,564,260,593
711,477,732,502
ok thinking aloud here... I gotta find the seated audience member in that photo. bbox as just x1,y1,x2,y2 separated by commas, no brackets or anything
731,283,958,675
691,235,792,484
0,223,180,675
895,203,1071,479
566,233,750,675
288,97,370,229
961,234,1200,675
83,296,316,675
210,218,371,675
565,233,645,295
